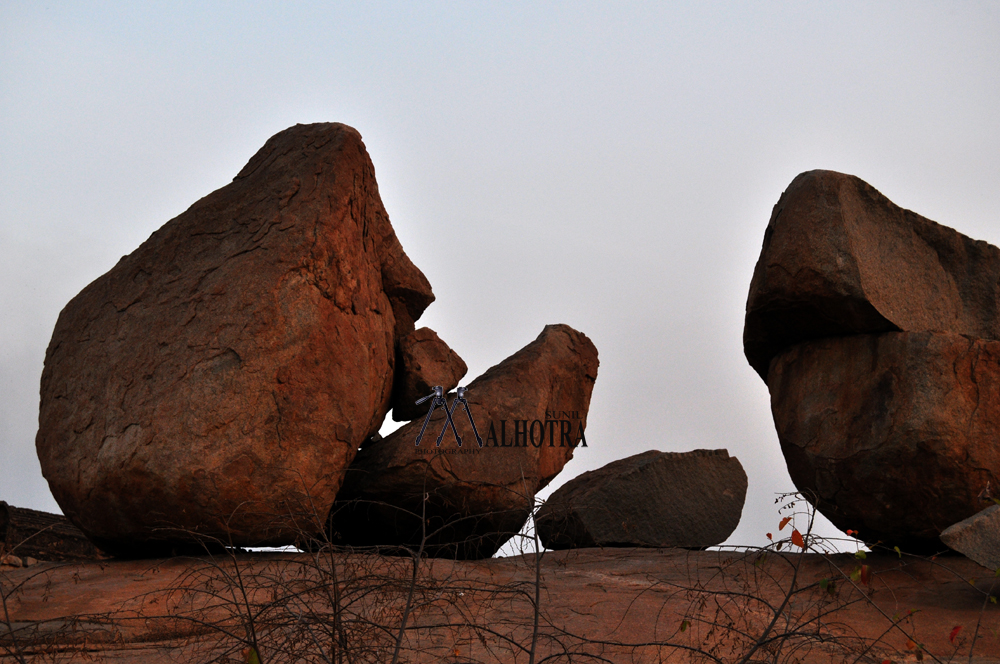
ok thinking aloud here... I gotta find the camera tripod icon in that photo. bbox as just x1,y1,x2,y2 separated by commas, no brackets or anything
414,386,484,448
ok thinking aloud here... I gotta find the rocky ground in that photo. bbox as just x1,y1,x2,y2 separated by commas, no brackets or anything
3,546,1000,663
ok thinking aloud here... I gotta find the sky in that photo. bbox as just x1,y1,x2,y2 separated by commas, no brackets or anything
2,2,999,551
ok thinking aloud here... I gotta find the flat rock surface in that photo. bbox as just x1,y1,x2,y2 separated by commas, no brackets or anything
328,324,599,559
36,123,433,554
536,449,747,549
769,330,1000,552
744,169,1000,380
3,548,1000,662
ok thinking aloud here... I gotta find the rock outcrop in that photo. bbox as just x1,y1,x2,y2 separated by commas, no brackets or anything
36,123,434,555
747,170,1000,552
940,505,1000,571
0,502,103,561
744,169,1000,381
536,449,746,550
769,331,1000,552
327,324,599,559
6,549,999,663
390,327,468,421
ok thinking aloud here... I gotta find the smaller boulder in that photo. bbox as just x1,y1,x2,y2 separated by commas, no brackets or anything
328,324,599,559
940,505,1000,571
1,501,103,561
536,449,746,550
391,328,468,421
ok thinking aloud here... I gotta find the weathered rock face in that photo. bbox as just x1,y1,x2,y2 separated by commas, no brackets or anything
940,505,1000,571
769,331,1000,552
390,327,468,422
535,449,746,550
327,324,599,559
744,169,1000,381
37,123,434,555
0,502,103,561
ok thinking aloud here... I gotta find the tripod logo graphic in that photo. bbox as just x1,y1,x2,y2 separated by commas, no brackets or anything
414,386,484,447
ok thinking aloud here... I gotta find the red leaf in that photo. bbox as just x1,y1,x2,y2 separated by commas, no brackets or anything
766,532,772,540
779,517,792,531
791,529,805,549
950,625,962,643
846,529,856,536
860,564,871,587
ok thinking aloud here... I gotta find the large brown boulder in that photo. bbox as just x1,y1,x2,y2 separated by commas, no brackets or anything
768,331,1000,552
536,449,746,550
327,324,599,559
36,123,434,555
744,169,1000,381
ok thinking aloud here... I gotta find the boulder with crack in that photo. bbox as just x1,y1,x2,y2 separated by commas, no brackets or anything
746,170,1000,552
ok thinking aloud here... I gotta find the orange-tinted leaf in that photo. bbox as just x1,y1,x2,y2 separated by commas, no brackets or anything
846,529,856,536
779,517,792,531
791,529,805,549
950,625,962,643
906,639,917,650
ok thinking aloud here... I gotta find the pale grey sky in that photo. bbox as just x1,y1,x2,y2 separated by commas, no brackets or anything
2,2,998,548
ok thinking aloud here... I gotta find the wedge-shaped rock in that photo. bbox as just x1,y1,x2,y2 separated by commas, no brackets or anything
1,502,103,561
37,123,434,556
769,331,1000,553
536,449,746,550
940,505,1000,571
390,327,468,422
327,324,598,559
745,170,1000,380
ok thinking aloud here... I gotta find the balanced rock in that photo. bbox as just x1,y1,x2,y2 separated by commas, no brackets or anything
536,449,746,550
390,327,468,422
327,324,598,559
940,505,1000,571
769,331,1000,552
37,123,434,555
744,169,1000,380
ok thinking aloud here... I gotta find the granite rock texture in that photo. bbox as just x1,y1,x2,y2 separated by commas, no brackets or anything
745,169,1000,381
390,327,468,422
746,170,1000,553
327,324,599,559
769,331,1000,552
940,505,1000,571
37,123,434,555
535,449,747,550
